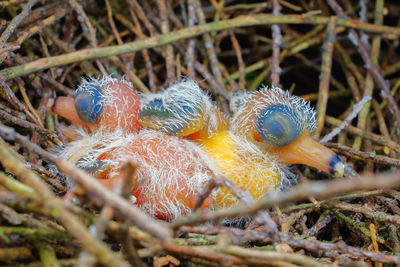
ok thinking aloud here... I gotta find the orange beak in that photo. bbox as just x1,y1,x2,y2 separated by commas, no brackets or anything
268,132,344,177
48,96,85,127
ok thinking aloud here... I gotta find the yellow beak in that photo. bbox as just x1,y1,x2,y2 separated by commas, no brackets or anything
268,132,344,177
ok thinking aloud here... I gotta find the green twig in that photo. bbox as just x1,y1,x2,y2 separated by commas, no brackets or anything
36,241,61,267
1,14,400,80
316,16,337,137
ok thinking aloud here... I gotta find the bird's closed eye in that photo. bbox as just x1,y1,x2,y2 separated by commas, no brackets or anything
256,104,301,147
74,83,104,124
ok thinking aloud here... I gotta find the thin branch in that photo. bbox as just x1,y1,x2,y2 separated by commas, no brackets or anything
173,170,400,228
0,123,172,240
0,0,40,46
2,14,399,80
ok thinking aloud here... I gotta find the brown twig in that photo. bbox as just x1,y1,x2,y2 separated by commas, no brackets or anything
157,0,175,86
185,0,197,79
13,9,67,47
127,7,157,92
326,142,400,167
1,2,400,265
328,201,400,225
1,14,400,81
270,0,282,87
0,123,172,240
0,77,37,123
0,247,33,262
173,170,400,228
325,116,400,152
223,245,331,267
305,211,333,237
68,0,107,76
179,224,398,264
0,137,129,267
0,0,40,46
328,0,400,129
316,16,337,137
194,175,278,233
194,0,225,95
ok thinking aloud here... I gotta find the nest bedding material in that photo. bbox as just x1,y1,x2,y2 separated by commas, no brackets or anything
0,0,399,266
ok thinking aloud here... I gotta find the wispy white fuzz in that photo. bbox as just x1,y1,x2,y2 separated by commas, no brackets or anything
232,86,316,141
140,80,220,136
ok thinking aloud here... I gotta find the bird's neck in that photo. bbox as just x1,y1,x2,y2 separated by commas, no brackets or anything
197,131,282,208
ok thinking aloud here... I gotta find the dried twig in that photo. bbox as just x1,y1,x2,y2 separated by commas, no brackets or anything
0,137,129,267
316,16,337,137
2,14,400,80
326,142,400,167
0,123,172,240
270,0,282,87
173,171,400,227
1,2,400,265
328,0,400,128
0,0,40,46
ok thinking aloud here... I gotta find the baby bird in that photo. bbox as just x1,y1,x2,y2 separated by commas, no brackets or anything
50,77,141,140
138,81,344,208
51,77,344,220
50,77,216,220
231,87,344,176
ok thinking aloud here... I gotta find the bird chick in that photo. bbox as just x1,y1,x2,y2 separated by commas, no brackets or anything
231,87,344,177
58,128,215,220
50,77,344,221
138,80,344,208
49,76,141,140
50,77,215,221
139,80,229,140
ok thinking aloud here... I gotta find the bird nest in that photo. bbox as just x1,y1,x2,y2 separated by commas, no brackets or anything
0,1,399,266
